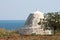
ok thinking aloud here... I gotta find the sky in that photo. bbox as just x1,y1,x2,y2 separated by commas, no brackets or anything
0,0,60,20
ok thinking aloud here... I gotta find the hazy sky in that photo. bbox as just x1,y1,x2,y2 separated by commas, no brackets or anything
0,0,60,20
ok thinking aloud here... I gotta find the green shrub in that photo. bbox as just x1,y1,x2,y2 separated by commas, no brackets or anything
31,33,36,36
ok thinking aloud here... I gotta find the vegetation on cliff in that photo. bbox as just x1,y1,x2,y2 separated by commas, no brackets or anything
45,12,60,34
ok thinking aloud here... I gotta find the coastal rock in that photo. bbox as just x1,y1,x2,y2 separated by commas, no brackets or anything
19,11,54,35
25,11,44,27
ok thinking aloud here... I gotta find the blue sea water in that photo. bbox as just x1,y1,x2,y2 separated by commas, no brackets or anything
0,20,25,30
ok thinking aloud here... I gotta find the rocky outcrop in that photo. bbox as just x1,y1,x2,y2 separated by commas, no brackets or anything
19,11,54,35
25,11,44,27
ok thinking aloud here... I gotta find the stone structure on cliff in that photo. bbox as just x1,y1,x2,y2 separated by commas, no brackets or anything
19,11,54,35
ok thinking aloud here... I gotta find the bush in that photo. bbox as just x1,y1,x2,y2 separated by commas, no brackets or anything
31,33,36,36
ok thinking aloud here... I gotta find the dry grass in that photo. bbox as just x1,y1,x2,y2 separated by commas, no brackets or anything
0,28,60,40
0,35,60,40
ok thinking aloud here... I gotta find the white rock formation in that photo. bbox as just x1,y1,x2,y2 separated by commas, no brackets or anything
25,11,44,27
19,11,54,35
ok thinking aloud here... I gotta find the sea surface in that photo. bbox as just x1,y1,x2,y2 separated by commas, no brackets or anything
0,20,25,30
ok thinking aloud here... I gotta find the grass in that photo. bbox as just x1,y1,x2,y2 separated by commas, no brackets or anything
0,28,60,40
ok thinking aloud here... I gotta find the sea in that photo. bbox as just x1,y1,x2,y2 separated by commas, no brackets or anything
0,20,25,30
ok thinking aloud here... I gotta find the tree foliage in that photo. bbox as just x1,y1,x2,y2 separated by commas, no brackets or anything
45,12,60,30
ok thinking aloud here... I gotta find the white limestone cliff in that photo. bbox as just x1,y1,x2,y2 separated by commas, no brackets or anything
25,11,44,27
19,11,54,35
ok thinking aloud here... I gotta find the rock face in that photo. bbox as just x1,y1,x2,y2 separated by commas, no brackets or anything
25,11,44,27
19,11,54,35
